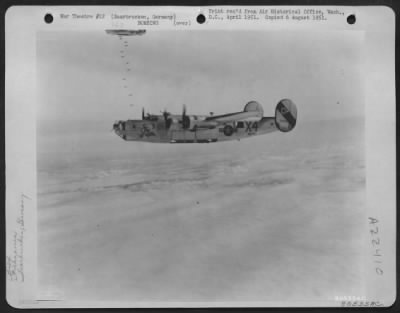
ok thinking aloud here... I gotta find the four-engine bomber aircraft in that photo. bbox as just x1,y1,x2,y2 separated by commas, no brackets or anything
113,99,297,143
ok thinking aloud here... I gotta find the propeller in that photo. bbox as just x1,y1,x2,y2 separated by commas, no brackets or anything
161,108,172,129
182,104,187,119
182,104,190,129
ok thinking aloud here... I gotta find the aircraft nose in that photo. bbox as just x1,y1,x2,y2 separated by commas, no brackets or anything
113,121,122,134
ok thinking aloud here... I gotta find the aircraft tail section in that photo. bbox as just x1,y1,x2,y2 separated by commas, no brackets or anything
275,99,297,132
243,101,264,116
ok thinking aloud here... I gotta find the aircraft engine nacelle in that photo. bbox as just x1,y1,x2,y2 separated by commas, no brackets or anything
182,115,218,130
275,99,297,132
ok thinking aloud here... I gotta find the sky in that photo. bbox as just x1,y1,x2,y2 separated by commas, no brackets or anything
37,30,365,124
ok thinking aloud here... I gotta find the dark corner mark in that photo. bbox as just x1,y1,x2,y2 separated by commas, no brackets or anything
346,14,356,25
44,13,53,24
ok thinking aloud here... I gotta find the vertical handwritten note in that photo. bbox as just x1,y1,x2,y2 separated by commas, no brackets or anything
6,193,30,282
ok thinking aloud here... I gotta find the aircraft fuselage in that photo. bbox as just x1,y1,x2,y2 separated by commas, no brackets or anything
113,99,297,143
113,116,278,143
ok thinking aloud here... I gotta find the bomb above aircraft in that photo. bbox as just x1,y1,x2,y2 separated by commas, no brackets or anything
112,99,297,143
105,29,146,36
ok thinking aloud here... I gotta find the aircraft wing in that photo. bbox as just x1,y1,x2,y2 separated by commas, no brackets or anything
205,101,264,123
205,111,241,121
205,111,262,123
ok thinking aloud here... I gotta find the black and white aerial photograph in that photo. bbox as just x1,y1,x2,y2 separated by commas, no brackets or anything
36,29,366,304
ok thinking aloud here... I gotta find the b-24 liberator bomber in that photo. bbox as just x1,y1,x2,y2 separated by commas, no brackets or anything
113,99,297,143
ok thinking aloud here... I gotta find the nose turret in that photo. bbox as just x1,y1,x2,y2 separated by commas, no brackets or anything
113,120,127,140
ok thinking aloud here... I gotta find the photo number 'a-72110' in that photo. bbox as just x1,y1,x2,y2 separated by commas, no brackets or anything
113,99,297,144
